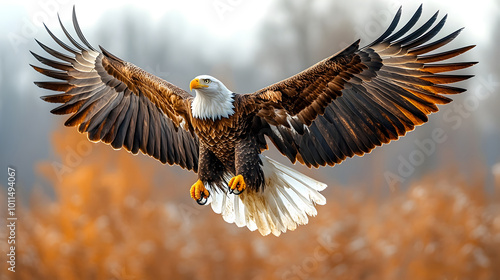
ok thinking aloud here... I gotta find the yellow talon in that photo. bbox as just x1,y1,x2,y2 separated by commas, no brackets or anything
190,180,209,205
228,175,246,194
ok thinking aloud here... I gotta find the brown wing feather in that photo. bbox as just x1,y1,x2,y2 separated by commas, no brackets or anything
248,5,476,168
32,7,198,171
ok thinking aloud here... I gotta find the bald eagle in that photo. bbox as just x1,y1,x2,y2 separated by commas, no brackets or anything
32,5,475,236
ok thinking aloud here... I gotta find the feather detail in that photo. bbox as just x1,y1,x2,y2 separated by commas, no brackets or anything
32,7,199,171
191,91,235,121
248,5,476,169
206,155,326,236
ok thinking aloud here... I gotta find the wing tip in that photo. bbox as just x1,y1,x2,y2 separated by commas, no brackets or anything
99,45,123,62
416,3,423,12
72,4,97,51
30,64,47,75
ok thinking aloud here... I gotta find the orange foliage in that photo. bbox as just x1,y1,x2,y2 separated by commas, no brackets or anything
5,128,500,279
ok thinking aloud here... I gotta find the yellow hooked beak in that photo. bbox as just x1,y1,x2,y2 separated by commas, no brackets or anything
189,78,208,91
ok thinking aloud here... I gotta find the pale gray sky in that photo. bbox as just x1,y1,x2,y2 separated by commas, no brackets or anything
2,0,496,57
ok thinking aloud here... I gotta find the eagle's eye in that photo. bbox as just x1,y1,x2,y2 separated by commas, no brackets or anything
203,79,211,84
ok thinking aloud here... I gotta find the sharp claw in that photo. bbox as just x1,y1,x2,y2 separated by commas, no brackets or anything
197,189,210,205
196,196,208,205
232,188,243,195
228,175,245,195
190,180,210,205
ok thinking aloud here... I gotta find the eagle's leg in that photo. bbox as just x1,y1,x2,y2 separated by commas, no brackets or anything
229,138,264,195
192,143,226,205
190,180,210,205
228,175,246,195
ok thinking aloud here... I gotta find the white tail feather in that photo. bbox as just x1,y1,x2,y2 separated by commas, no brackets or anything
205,155,327,236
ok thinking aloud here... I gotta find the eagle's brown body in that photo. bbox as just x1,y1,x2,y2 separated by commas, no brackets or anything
32,5,477,236
192,96,266,191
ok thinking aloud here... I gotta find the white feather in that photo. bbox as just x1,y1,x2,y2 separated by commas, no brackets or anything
205,155,327,236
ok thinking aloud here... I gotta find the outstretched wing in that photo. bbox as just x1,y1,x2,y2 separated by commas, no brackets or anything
31,7,199,171
248,5,476,168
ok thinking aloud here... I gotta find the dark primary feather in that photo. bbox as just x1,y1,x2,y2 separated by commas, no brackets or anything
250,5,476,168
32,7,199,171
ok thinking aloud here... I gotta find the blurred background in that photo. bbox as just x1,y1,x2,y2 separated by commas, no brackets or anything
1,0,499,279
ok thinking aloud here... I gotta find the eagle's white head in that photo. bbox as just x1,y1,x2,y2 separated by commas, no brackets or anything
190,75,235,121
